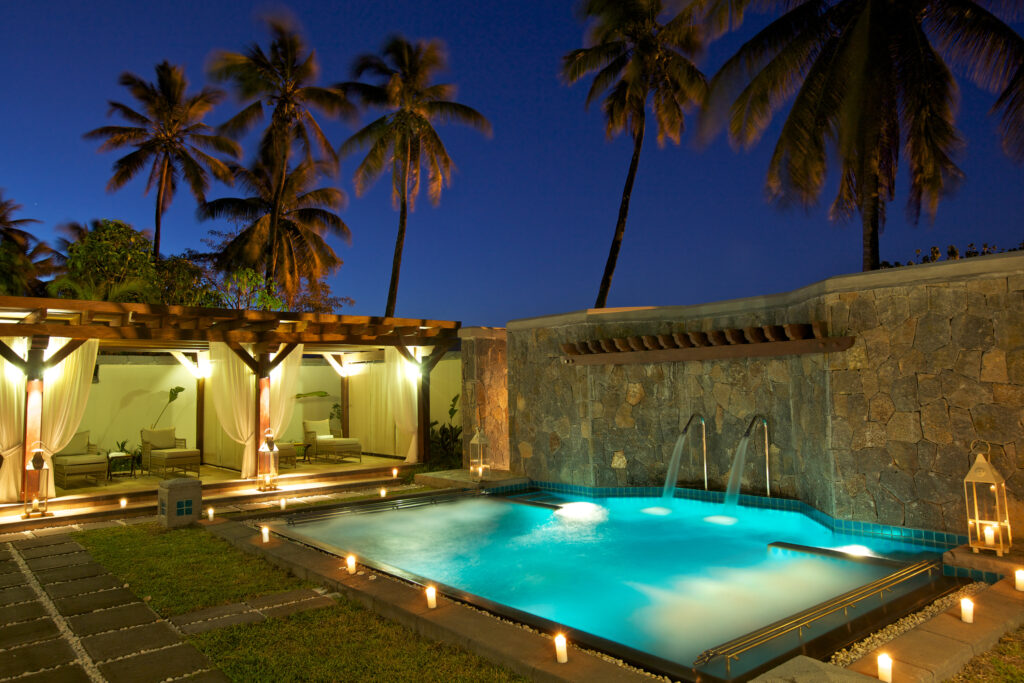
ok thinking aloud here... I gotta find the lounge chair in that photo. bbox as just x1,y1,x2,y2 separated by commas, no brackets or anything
303,419,362,463
140,428,201,478
52,431,106,489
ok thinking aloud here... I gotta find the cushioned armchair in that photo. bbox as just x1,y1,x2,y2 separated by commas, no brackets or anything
140,428,201,478
52,431,106,489
303,419,362,462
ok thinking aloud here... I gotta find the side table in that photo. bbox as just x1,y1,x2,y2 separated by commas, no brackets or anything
107,451,136,480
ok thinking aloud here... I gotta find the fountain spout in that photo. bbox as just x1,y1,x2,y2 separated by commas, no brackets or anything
662,413,707,498
743,415,770,497
682,414,708,490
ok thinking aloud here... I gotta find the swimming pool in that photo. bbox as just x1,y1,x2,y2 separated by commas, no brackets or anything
279,493,945,680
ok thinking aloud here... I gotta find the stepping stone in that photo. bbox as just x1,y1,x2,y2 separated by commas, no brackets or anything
0,571,26,589
44,574,123,599
54,587,136,616
260,595,335,619
77,520,123,530
170,602,251,627
0,549,12,561
0,601,47,626
34,562,106,585
18,541,84,559
98,642,213,682
31,526,79,537
0,560,18,575
175,671,232,682
0,532,30,543
81,621,180,662
14,663,92,683
13,534,72,549
0,617,59,650
123,516,158,525
67,602,157,636
25,551,91,571
246,588,321,609
0,584,35,607
0,637,76,678
177,610,264,634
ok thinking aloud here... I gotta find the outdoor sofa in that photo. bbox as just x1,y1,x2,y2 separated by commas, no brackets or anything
140,428,201,478
52,431,106,489
303,419,362,462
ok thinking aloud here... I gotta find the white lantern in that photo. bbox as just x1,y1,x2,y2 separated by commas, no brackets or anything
257,429,279,492
469,428,490,482
23,441,50,519
964,442,1011,557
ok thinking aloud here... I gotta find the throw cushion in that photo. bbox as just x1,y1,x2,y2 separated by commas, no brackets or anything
303,419,331,437
57,431,90,456
142,427,176,450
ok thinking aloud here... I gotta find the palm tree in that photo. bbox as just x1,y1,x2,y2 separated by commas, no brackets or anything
198,148,351,305
0,236,59,297
339,35,491,318
563,0,707,308
699,0,1024,270
85,61,239,260
0,189,40,247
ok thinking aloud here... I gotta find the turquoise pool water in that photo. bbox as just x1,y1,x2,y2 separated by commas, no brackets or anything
287,495,940,675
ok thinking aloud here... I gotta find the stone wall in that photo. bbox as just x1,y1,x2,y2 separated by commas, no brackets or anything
460,327,509,470
496,252,1024,533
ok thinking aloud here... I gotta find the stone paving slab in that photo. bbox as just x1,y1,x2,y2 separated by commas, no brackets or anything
16,663,92,683
918,608,1009,655
754,655,875,682
170,601,251,627
77,520,123,530
67,602,158,636
54,587,137,616
81,620,181,662
0,617,59,649
0,549,11,560
34,561,106,584
0,532,30,543
850,628,972,683
12,534,72,550
18,541,83,559
178,609,266,634
0,636,76,678
43,573,123,599
849,652,933,682
25,550,91,571
0,559,17,575
123,515,158,525
32,526,79,537
260,595,335,619
0,584,35,606
246,587,321,609
0,571,25,589
176,671,233,682
98,642,213,682
0,600,47,625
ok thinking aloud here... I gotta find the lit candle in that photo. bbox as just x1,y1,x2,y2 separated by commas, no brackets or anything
380,488,387,498
261,526,270,543
280,498,286,510
877,653,892,683
961,597,974,623
119,498,127,509
207,507,214,521
425,586,437,609
984,525,996,546
554,634,568,664
1016,569,1024,592
264,474,271,486
392,468,398,478
31,498,39,512
346,554,356,575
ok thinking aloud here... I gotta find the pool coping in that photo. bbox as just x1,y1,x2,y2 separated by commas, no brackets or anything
200,517,656,683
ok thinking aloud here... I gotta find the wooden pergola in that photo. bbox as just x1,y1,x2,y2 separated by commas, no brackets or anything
0,295,460,502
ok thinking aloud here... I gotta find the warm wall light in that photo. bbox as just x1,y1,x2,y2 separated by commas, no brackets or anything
554,634,568,664
961,598,974,623
425,586,437,609
119,498,127,509
346,554,356,574
261,526,270,543
877,653,892,682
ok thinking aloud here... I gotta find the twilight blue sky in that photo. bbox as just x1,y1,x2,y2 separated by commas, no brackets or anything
2,1,1022,327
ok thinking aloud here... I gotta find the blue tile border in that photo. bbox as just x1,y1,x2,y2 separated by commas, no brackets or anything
497,480,968,552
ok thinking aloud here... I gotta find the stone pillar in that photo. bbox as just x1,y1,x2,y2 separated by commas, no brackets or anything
460,328,509,471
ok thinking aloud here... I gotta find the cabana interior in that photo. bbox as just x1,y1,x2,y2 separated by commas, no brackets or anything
0,295,461,512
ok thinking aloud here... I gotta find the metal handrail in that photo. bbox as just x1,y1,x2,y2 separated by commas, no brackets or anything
743,415,770,497
693,559,939,674
682,413,708,490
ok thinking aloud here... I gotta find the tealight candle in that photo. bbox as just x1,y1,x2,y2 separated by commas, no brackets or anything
1016,569,1024,592
984,525,996,546
31,498,39,512
961,597,974,624
261,526,270,543
207,507,214,522
554,634,568,664
380,488,387,498
425,586,437,609
119,498,127,509
392,468,398,478
346,554,356,575
279,498,286,510
877,653,892,683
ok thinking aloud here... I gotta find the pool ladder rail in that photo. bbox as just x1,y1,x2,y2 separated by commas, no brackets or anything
692,557,941,676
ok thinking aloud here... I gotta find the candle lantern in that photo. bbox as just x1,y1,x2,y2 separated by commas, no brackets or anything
469,428,490,482
964,441,1011,557
257,429,279,492
23,441,51,519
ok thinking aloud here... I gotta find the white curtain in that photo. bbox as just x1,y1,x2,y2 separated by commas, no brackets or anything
40,338,99,497
0,338,27,502
210,342,256,477
270,344,303,444
387,347,418,463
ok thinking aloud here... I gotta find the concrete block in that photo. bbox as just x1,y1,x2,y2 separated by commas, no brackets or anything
918,609,1007,655
81,621,180,662
848,652,933,682
158,478,201,528
755,655,876,682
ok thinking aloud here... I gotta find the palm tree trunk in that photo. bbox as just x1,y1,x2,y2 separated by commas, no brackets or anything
384,139,412,318
861,175,881,271
268,141,289,287
594,116,645,308
153,156,169,261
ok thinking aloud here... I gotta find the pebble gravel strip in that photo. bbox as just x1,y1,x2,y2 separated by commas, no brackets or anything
829,581,988,667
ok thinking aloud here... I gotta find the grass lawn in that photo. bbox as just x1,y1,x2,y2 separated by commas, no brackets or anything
953,626,1024,682
73,523,307,616
191,603,525,683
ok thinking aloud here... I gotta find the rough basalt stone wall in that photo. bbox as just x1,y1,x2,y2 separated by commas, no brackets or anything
494,253,1024,533
460,328,509,470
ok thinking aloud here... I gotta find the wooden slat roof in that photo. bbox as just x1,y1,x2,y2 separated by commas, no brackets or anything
0,295,459,352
